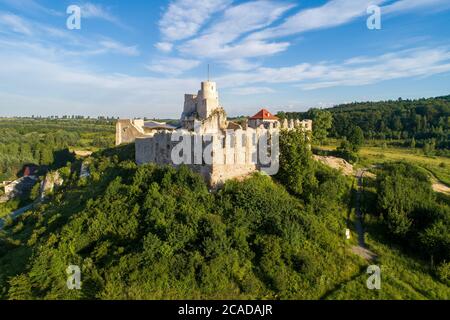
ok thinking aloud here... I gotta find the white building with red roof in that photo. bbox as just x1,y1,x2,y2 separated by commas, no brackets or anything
248,108,279,129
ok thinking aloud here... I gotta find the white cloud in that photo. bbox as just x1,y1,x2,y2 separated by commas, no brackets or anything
0,53,201,118
80,3,114,21
215,47,450,90
1,46,450,118
0,36,140,59
0,12,140,58
79,2,129,29
0,11,85,46
99,40,140,56
153,1,293,73
146,57,201,75
224,59,261,71
155,42,173,53
0,0,62,16
248,0,450,41
229,86,275,95
383,0,450,14
181,39,289,61
155,0,450,73
249,0,386,40
177,0,293,64
0,12,33,35
159,0,232,42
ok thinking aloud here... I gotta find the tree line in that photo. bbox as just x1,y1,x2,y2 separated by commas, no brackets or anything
278,95,450,151
0,119,114,181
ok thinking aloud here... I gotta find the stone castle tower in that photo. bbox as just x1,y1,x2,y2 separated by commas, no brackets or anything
180,81,228,133
182,81,219,120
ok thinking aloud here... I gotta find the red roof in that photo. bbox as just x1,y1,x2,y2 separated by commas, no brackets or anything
23,166,38,177
249,108,279,120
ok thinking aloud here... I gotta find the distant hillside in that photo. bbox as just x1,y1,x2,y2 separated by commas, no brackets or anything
0,118,115,181
437,95,450,101
278,95,450,149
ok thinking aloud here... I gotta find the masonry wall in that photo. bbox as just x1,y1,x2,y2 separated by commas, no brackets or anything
135,127,282,186
116,119,146,146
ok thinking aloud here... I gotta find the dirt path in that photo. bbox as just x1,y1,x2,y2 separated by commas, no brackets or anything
313,155,354,176
430,177,450,194
351,169,376,261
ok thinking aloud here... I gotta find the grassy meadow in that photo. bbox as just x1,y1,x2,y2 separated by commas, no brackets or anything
318,139,450,186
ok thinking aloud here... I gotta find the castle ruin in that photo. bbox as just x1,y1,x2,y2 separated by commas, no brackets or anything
116,81,312,186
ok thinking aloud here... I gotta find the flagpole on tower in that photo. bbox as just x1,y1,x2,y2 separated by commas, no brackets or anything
207,64,210,81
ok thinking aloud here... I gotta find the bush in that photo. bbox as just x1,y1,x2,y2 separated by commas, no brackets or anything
377,162,450,262
336,139,359,164
436,261,450,284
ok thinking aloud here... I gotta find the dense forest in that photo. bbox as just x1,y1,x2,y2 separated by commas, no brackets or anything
0,129,448,299
278,95,450,151
0,118,115,181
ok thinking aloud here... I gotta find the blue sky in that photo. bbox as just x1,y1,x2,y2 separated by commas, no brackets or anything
0,0,449,118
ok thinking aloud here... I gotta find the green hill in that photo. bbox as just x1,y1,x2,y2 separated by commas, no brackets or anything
278,95,450,149
0,142,448,300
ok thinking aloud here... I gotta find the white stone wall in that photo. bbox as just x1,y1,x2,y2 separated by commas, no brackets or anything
116,119,146,145
134,125,283,186
182,94,197,118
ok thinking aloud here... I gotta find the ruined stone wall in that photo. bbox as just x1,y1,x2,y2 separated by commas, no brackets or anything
135,126,281,186
279,118,313,131
116,119,146,146
210,164,257,187
182,94,197,118
133,110,312,186
135,131,173,165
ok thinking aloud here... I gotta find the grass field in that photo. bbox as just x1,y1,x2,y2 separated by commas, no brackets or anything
318,140,450,186
326,174,450,299
358,146,450,186
325,238,450,299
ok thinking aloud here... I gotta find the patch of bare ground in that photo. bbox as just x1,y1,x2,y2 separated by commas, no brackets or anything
350,245,377,261
313,155,354,176
432,182,450,194
74,150,93,157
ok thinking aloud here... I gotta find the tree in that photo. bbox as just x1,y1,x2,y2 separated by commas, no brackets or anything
337,138,358,163
276,128,317,196
436,261,450,284
377,163,437,240
347,126,364,152
40,148,54,165
8,275,33,300
30,182,41,201
307,109,332,145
